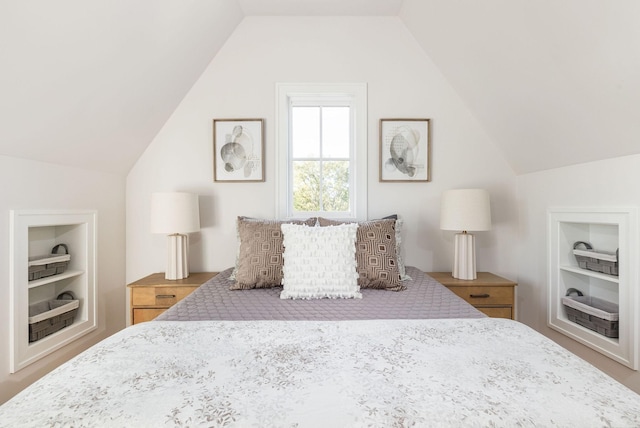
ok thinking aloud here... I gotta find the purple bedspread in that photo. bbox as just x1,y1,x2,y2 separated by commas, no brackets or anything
156,267,485,321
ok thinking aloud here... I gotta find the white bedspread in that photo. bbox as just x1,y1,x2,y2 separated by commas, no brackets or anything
1,318,639,427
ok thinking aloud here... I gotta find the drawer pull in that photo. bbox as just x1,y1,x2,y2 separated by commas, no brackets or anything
470,293,490,298
156,294,176,299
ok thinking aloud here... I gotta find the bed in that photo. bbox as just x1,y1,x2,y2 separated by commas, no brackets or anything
1,218,639,426
1,317,639,427
155,266,485,321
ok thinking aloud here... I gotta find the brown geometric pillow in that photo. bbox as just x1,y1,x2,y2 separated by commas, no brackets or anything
232,217,317,289
317,218,404,291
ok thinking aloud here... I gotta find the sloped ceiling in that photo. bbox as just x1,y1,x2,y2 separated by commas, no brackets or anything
0,0,243,175
400,0,640,174
1,0,638,175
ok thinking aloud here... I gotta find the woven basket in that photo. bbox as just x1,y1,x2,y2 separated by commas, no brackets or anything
572,241,618,276
28,244,71,281
28,298,79,342
562,288,618,338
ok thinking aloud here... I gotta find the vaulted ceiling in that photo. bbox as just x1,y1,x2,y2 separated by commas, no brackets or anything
1,0,638,175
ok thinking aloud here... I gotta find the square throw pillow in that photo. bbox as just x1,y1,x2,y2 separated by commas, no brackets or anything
392,218,410,281
232,216,317,290
381,214,410,280
280,223,361,299
318,217,404,291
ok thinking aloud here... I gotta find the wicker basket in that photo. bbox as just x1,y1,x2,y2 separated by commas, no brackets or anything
28,298,79,342
562,289,618,338
572,241,618,276
28,244,70,281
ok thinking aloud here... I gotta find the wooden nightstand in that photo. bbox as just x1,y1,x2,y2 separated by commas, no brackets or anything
127,272,218,325
427,272,517,319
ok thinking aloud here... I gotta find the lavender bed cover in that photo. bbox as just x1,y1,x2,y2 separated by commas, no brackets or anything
156,266,485,321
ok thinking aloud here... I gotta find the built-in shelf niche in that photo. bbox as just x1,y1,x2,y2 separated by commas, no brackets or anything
547,207,638,370
10,210,97,373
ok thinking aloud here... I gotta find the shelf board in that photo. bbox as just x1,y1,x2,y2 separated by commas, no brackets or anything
27,270,84,289
559,265,619,284
549,317,628,365
556,315,619,345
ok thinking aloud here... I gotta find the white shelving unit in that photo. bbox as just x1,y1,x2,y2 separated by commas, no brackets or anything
547,207,638,370
10,210,97,373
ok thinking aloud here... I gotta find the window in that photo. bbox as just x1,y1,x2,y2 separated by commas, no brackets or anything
276,83,367,220
291,104,350,213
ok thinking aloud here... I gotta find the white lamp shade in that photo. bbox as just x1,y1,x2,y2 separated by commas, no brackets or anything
440,189,491,232
150,192,200,234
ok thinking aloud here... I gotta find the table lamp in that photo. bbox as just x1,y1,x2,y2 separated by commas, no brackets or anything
440,189,491,280
150,192,200,280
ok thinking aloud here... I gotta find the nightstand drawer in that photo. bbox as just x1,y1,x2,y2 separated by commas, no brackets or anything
131,286,198,307
428,272,517,320
132,308,168,323
477,306,513,319
128,272,218,325
447,285,514,306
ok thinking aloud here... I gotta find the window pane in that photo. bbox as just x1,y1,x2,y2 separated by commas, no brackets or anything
293,161,320,211
292,107,320,158
322,107,350,158
321,161,350,212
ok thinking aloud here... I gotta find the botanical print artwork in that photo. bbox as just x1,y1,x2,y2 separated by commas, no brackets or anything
220,126,256,175
380,119,431,182
214,119,264,182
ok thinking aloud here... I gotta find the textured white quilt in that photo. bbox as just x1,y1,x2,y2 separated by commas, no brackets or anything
1,318,639,427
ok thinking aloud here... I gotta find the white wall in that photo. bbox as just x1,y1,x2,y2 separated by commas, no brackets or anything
0,156,126,404
517,154,640,393
126,16,518,287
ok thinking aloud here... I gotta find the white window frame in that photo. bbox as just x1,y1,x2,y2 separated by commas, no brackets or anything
276,83,367,220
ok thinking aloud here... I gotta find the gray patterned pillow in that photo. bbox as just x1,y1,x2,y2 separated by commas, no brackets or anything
382,215,409,280
232,217,317,290
318,218,404,291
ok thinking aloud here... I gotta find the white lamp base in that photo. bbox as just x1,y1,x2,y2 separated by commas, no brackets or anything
453,232,477,280
165,233,189,280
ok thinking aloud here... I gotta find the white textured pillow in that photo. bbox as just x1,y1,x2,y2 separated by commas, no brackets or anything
280,223,361,300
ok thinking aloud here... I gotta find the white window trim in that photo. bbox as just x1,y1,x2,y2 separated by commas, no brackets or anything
275,83,367,220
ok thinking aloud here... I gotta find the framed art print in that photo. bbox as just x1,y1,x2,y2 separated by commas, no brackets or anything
379,118,431,182
213,118,265,182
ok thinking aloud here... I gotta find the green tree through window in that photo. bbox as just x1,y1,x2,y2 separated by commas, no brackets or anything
293,161,349,212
